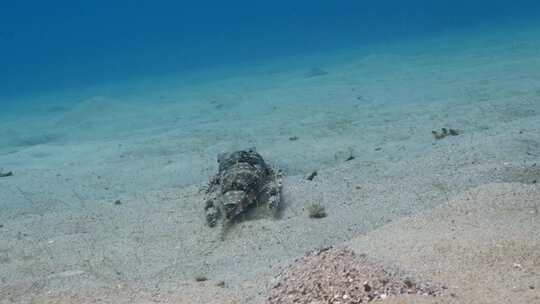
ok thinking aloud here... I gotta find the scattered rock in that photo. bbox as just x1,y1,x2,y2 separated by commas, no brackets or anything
305,171,318,181
194,274,208,282
305,67,328,78
336,147,356,163
432,128,460,140
114,199,122,205
209,99,224,109
289,136,299,141
0,171,13,177
216,281,226,287
363,282,372,292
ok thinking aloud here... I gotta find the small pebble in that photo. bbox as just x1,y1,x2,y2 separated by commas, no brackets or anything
289,136,299,141
305,171,318,181
449,129,459,136
114,199,122,205
0,171,13,177
216,281,226,287
363,282,372,292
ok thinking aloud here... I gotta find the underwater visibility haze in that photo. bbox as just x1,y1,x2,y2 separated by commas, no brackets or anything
1,1,540,303
2,1,540,98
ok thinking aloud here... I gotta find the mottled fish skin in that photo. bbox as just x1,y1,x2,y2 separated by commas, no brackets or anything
204,149,282,235
218,148,266,173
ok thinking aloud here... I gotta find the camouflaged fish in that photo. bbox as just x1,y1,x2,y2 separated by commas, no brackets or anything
203,148,282,235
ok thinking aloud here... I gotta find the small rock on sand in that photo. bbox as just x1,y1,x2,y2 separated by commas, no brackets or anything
0,171,13,177
305,67,329,78
305,171,318,181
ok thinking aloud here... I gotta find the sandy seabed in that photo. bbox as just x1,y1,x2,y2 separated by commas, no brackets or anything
1,24,539,303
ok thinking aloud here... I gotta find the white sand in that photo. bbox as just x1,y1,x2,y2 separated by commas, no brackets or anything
347,182,540,303
0,24,539,303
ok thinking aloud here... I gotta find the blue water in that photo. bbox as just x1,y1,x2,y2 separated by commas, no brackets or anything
2,1,540,99
2,2,540,302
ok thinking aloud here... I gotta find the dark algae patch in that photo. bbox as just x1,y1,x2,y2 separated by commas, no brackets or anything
306,203,327,219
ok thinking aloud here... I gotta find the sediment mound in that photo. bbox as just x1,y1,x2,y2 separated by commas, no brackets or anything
267,248,442,304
